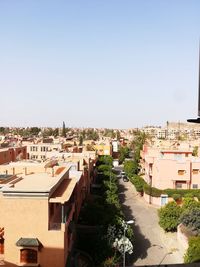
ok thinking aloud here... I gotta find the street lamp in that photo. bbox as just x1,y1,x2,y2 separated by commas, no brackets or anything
122,220,134,267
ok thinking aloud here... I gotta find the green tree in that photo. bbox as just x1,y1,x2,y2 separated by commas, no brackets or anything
116,130,121,140
53,128,59,137
98,155,113,166
124,160,138,177
0,127,6,134
158,201,182,232
62,121,66,138
131,131,149,174
192,146,198,157
29,127,41,136
119,146,130,164
79,135,83,146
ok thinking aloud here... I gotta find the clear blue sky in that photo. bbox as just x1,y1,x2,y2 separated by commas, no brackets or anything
0,0,200,129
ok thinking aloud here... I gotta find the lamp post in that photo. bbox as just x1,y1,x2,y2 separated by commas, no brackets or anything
122,220,134,267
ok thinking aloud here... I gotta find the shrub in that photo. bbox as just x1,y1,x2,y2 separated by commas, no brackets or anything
182,197,200,211
158,201,182,232
184,236,200,263
101,256,119,267
196,193,200,201
184,193,194,198
179,207,200,235
172,194,182,202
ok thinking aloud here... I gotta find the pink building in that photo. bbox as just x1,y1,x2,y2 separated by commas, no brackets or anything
141,144,200,190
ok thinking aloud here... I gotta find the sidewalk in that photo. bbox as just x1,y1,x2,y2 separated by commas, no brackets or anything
118,178,184,266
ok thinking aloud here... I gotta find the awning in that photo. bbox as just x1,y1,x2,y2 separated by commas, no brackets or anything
16,238,41,247
49,179,77,204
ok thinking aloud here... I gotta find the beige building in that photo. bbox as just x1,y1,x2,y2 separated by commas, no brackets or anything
0,158,93,267
26,143,62,161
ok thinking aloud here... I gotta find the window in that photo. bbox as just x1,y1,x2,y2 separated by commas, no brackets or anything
20,249,37,264
193,184,198,189
192,169,199,175
174,154,182,160
178,170,186,175
0,238,4,254
176,182,183,189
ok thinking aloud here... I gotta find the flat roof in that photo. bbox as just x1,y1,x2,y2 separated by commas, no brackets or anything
12,172,61,191
49,179,76,204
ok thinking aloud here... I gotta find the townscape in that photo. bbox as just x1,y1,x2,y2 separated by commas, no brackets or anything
1,1,200,267
0,122,200,266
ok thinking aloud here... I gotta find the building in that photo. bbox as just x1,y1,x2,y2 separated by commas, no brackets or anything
0,156,95,267
26,143,62,161
141,143,200,190
0,147,27,165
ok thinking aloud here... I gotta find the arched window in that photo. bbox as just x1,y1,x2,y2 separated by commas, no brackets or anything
20,249,37,264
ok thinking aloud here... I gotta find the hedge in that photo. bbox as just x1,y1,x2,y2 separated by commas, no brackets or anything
143,184,164,197
184,236,200,263
129,175,147,193
129,176,200,198
164,189,200,198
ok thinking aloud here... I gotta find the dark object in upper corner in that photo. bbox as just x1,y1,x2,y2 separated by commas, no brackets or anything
188,44,200,124
187,118,200,123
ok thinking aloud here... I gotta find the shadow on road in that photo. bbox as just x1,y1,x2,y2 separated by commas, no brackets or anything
118,180,151,265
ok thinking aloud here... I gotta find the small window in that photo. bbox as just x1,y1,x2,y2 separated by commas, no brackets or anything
192,169,199,175
176,182,183,189
178,170,185,175
185,153,189,157
193,184,198,189
20,249,37,264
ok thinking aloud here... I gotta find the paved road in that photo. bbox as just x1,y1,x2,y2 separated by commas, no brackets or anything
118,177,184,266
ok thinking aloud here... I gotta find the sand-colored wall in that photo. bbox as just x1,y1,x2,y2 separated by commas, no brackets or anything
0,195,65,267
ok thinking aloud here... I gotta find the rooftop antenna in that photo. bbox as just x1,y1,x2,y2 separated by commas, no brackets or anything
187,43,200,123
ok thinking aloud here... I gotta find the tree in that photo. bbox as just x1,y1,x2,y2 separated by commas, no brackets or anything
158,201,182,232
119,146,130,164
79,135,83,146
192,146,198,157
62,121,66,138
29,127,41,136
53,128,59,137
0,127,6,134
124,160,138,177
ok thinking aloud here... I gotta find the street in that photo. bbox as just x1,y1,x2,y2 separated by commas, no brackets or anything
118,176,184,266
